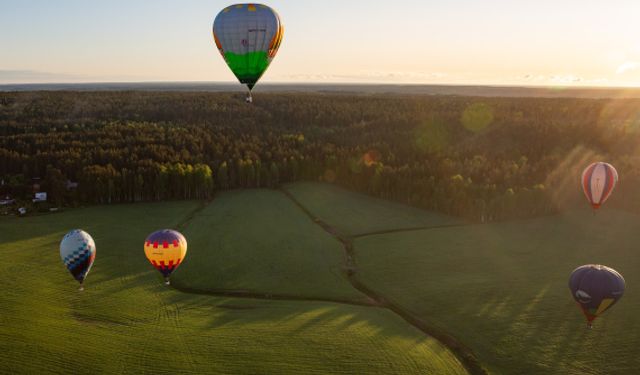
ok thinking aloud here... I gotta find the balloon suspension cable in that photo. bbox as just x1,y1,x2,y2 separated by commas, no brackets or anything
165,277,171,286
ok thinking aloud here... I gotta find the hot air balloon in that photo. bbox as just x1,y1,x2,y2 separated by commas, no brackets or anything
582,162,618,211
144,229,187,285
213,3,284,103
569,264,625,328
60,229,96,291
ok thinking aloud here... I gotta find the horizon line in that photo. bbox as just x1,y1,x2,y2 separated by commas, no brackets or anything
3,80,640,91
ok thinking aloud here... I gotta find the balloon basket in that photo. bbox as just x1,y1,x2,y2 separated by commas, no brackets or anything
164,278,171,286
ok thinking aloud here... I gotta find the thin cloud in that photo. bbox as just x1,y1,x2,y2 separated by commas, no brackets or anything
0,70,81,83
617,62,639,74
519,74,611,86
279,71,449,83
521,74,548,82
550,75,583,84
0,69,162,84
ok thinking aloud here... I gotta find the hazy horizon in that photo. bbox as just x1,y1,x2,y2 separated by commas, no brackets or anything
5,80,640,89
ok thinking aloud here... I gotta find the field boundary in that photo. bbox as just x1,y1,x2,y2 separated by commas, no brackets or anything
169,284,380,307
170,196,379,299
175,199,213,231
280,187,488,375
352,223,477,239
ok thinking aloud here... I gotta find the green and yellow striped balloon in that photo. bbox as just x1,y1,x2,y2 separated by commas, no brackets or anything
213,4,284,94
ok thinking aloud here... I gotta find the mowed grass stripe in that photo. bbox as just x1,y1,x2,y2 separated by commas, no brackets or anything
355,209,640,374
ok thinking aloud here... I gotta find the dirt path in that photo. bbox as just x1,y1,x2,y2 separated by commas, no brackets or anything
175,199,211,232
352,222,477,239
280,188,488,375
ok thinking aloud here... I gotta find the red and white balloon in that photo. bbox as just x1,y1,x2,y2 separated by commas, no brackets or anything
581,162,618,210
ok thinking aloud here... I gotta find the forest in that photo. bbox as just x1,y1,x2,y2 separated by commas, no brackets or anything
2,91,640,221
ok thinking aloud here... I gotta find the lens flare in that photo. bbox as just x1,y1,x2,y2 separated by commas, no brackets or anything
598,100,640,135
323,169,336,183
414,118,450,153
461,102,494,133
362,150,381,167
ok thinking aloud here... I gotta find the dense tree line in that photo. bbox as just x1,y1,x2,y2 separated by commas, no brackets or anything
2,91,640,220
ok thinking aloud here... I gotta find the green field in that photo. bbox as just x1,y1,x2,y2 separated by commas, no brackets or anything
3,182,637,374
284,183,640,374
0,190,466,374
353,211,640,374
284,182,461,237
173,189,365,301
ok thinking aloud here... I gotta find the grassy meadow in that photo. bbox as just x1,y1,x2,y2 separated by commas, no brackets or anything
0,191,466,375
173,189,365,302
3,182,638,374
284,182,461,237
353,210,640,374
284,183,640,374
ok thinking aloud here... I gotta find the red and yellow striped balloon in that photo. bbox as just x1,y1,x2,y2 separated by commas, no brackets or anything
144,229,187,284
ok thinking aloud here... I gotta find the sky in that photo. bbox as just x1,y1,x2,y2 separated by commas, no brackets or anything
2,0,640,86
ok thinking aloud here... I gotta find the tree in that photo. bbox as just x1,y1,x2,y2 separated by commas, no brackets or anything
269,162,280,188
217,162,229,190
44,165,67,206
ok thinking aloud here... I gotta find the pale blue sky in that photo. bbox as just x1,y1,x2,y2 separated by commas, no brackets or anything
2,0,640,86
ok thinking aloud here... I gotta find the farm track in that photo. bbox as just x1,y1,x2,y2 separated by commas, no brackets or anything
352,223,477,239
280,188,488,375
175,199,211,232
170,190,486,375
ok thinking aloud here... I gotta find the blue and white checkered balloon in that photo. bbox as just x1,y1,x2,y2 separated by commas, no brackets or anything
60,229,96,287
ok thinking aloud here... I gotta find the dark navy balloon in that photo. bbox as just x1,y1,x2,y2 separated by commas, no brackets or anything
569,265,625,327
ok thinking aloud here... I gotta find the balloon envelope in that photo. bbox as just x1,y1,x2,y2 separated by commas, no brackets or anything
60,229,96,284
569,264,625,325
581,162,618,210
144,229,187,278
213,3,283,90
